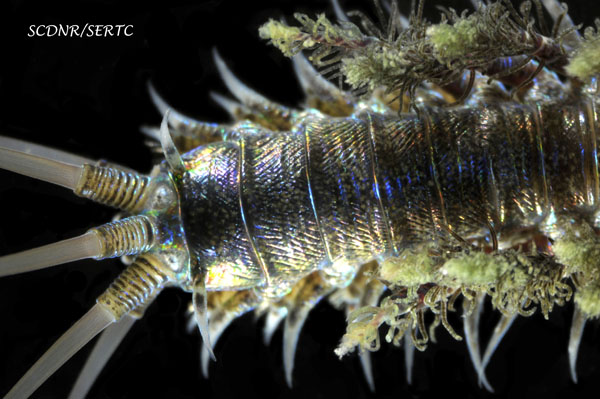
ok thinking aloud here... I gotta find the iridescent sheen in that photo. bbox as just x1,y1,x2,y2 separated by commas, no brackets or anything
174,96,599,297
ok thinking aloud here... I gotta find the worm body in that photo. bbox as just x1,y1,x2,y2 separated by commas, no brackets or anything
182,97,598,292
2,1,600,398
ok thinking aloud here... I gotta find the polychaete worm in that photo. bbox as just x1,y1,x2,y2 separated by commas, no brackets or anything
1,0,600,398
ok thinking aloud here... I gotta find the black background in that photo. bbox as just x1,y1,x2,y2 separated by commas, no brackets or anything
1,0,600,398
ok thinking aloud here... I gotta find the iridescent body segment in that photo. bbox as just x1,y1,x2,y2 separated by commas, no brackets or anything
180,132,324,294
176,97,599,295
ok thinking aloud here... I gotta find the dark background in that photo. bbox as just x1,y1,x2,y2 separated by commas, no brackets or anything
1,0,600,398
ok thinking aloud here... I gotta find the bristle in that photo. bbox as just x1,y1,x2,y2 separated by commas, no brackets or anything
209,91,246,119
330,0,349,22
568,305,586,383
290,53,355,116
147,81,174,118
0,215,156,277
185,302,197,333
200,312,236,378
3,304,115,399
159,110,185,176
359,352,375,392
382,0,409,28
479,313,517,386
213,48,295,130
262,307,287,345
68,314,137,399
148,82,216,135
354,277,385,391
212,48,274,108
200,291,257,377
283,304,312,387
193,276,216,362
0,147,83,190
541,0,581,45
291,54,348,102
0,135,93,166
200,318,231,378
140,125,161,141
463,296,494,392
143,92,228,150
403,331,415,384
280,272,333,388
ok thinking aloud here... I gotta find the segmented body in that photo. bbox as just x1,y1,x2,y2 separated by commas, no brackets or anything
2,1,600,398
182,97,598,292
